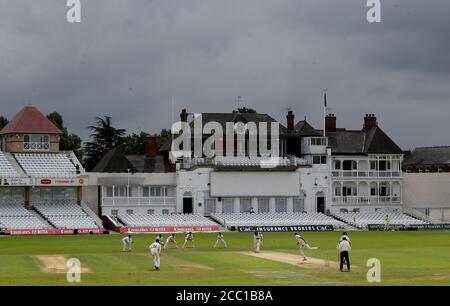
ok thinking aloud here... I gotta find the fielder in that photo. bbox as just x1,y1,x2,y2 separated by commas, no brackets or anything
253,231,263,253
122,234,133,252
183,232,195,248
164,233,179,249
294,233,319,261
150,239,162,270
213,232,228,248
337,237,351,272
340,231,351,246
384,215,391,231
157,234,165,248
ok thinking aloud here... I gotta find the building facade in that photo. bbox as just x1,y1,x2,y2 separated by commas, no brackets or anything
90,109,405,218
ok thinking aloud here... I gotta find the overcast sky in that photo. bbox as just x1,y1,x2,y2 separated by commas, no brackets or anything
1,0,449,149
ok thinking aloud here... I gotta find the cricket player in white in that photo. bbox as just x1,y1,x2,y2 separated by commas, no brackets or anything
294,233,319,261
157,234,165,249
340,232,351,246
253,231,262,253
122,234,133,252
213,232,228,248
384,215,391,231
150,239,162,270
183,232,195,248
164,233,178,249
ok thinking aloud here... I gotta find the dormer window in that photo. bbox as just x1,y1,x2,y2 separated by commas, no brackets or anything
23,134,50,151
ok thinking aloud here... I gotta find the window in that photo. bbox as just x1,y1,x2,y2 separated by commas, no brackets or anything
370,188,378,196
111,210,118,216
150,186,168,197
293,198,304,213
335,187,342,196
106,187,113,197
240,198,252,213
343,160,357,170
275,198,287,213
126,210,133,215
162,209,169,215
143,187,150,197
23,134,50,151
257,198,270,213
370,161,377,170
335,160,341,170
222,198,235,214
205,199,217,215
113,186,130,197
147,209,154,215
310,137,327,146
379,161,391,171
313,156,327,165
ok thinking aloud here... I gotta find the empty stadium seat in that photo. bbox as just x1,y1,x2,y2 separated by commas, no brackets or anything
335,212,428,229
14,153,77,178
0,200,49,230
0,151,17,177
33,200,99,229
211,212,346,228
118,213,218,227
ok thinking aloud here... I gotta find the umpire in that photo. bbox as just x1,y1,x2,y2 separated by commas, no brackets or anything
337,237,351,272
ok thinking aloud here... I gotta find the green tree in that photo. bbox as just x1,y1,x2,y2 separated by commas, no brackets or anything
0,116,8,130
120,129,172,155
156,129,171,150
121,132,148,155
47,112,83,160
232,107,257,114
84,116,126,171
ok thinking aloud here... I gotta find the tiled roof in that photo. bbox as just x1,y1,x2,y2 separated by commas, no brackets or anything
404,146,450,166
0,106,62,135
326,127,403,155
92,148,170,173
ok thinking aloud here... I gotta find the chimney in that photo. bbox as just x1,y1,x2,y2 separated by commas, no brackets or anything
286,111,295,130
363,114,377,130
144,135,157,159
325,114,336,132
180,109,188,123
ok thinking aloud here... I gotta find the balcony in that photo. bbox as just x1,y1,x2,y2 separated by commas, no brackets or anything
332,196,401,206
102,196,176,206
332,170,402,179
179,156,309,170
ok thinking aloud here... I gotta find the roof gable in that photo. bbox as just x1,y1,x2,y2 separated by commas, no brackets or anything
92,148,137,173
0,106,62,135
294,120,321,136
365,127,403,154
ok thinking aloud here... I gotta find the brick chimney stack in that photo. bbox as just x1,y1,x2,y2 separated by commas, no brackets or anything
325,114,337,132
144,135,157,159
286,111,295,130
363,114,377,130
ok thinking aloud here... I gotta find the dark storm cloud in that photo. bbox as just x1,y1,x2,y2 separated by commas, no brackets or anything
0,0,449,149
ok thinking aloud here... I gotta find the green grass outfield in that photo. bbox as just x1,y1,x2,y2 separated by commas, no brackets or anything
1,231,450,286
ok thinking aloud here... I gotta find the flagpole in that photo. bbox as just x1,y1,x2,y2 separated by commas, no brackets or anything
323,89,327,137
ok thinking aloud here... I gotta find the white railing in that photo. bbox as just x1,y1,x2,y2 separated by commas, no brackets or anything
332,196,401,205
332,170,402,178
102,196,176,206
23,142,50,151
